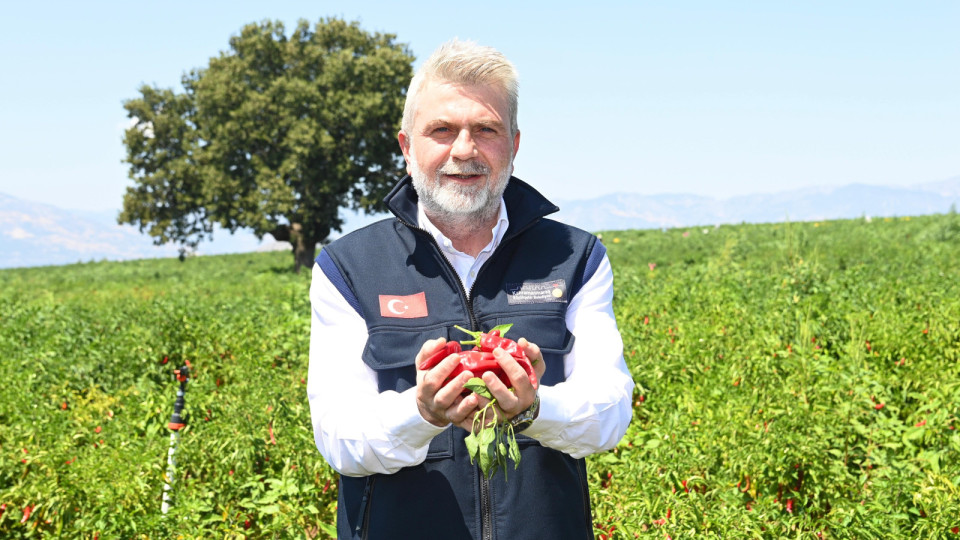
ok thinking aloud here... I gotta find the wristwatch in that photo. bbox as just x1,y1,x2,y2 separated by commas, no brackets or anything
509,393,540,433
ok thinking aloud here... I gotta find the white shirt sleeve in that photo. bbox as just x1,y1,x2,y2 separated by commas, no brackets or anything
306,263,447,477
520,252,635,458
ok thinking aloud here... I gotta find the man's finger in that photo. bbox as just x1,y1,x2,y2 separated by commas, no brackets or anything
518,338,546,380
484,349,532,414
420,351,462,390
415,338,447,371
446,392,479,425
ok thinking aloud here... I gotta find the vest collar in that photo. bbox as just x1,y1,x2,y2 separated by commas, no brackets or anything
384,175,560,240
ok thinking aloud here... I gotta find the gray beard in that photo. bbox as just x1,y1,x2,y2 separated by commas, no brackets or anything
410,158,511,232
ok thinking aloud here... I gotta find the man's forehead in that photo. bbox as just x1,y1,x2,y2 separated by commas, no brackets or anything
415,79,509,123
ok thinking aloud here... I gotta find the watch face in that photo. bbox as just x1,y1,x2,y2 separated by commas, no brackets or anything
511,395,539,432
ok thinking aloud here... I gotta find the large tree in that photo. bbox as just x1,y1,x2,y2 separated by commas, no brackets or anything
121,18,413,271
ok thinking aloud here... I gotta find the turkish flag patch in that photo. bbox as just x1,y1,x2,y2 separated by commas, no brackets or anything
379,292,428,318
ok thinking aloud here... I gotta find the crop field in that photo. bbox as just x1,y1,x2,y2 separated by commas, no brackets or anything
1,213,959,538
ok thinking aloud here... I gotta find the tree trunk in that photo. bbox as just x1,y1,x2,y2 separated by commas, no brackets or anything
290,223,317,274
271,223,323,273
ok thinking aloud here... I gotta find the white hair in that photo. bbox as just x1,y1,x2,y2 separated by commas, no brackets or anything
402,39,519,136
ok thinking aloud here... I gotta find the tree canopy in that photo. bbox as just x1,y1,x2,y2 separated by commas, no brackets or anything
120,18,413,270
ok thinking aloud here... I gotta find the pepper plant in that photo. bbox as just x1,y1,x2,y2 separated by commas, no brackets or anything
1,212,958,538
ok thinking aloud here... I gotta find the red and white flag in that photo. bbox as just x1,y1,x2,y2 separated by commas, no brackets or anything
379,292,428,318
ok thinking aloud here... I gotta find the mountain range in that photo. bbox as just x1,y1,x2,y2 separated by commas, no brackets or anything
1,176,957,269
551,177,960,233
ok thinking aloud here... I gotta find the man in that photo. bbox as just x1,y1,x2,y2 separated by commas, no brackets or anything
308,39,634,540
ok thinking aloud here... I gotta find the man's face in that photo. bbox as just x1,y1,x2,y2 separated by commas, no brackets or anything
399,80,520,220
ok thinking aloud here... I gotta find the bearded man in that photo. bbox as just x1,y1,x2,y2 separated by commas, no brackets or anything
307,39,634,540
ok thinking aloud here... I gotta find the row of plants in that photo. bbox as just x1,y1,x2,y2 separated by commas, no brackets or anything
1,253,335,537
591,214,959,538
0,212,958,537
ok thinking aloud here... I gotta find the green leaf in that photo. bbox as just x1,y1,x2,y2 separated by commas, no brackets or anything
903,426,925,442
478,438,494,476
508,434,521,465
259,504,280,514
319,522,338,537
465,378,493,399
488,323,514,336
464,432,479,463
257,492,279,504
479,425,497,446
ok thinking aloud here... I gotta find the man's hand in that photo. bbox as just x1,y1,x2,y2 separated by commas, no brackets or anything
415,338,482,428
474,337,546,424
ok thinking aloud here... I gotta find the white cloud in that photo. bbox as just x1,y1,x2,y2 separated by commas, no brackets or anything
4,226,34,239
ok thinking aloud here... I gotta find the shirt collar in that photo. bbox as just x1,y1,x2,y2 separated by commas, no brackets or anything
417,199,510,257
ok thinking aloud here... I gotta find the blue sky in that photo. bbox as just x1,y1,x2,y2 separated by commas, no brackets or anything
1,0,957,217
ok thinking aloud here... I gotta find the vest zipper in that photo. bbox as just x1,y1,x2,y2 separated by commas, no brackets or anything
393,213,544,540
394,217,480,329
480,472,493,540
356,476,376,539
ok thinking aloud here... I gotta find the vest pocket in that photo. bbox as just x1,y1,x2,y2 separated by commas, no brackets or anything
479,312,573,387
481,312,574,357
362,325,458,371
426,427,455,459
362,326,461,393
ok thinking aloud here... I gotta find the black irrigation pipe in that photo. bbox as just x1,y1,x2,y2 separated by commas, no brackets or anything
161,362,190,515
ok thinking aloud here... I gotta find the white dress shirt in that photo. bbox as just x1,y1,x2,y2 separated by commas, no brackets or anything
307,200,634,476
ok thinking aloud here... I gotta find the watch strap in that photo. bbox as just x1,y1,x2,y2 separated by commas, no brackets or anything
509,393,540,432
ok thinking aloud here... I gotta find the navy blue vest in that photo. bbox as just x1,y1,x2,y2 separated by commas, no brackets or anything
317,176,606,540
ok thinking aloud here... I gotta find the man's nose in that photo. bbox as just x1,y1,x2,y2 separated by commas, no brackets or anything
449,129,477,160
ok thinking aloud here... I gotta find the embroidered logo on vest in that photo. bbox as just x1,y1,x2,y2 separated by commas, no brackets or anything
506,279,567,305
379,292,429,318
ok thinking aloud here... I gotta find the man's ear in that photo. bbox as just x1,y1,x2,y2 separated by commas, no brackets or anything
512,129,521,157
398,130,413,175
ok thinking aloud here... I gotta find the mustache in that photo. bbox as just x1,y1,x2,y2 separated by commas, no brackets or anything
437,161,490,176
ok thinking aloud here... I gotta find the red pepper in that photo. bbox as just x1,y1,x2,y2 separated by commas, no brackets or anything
418,341,462,370
444,351,507,388
444,350,537,391
423,325,539,393
456,325,527,361
515,355,537,387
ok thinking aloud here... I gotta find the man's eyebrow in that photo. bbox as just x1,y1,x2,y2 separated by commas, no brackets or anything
421,118,506,132
421,119,453,132
473,119,506,130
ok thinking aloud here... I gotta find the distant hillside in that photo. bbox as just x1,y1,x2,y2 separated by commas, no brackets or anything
552,177,960,232
0,194,264,269
2,175,957,269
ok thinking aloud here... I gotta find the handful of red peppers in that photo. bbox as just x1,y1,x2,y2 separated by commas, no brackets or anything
418,324,538,479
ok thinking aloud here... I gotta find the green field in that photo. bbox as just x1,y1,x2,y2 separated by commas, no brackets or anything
2,213,959,538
